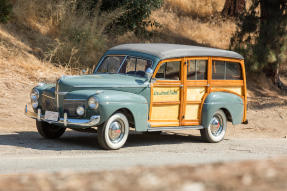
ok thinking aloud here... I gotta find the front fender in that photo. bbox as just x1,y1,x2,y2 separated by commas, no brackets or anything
96,90,148,132
201,92,244,128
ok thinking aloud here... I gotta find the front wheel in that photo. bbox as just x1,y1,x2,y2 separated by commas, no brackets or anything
36,121,66,139
200,110,227,143
97,113,129,150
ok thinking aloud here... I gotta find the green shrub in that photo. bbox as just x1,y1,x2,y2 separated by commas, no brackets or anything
0,0,12,23
101,0,163,35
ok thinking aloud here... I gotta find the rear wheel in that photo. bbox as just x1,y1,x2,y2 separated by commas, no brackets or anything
97,113,129,150
200,110,227,143
36,121,66,139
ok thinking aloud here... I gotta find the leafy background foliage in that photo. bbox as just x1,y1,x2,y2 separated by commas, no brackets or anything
0,0,12,23
1,0,286,86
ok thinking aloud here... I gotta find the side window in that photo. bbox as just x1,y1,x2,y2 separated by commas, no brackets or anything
226,62,242,80
212,60,225,79
155,61,181,80
212,61,242,80
187,60,207,80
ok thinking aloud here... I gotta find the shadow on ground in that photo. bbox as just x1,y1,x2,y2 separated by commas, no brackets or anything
0,130,203,151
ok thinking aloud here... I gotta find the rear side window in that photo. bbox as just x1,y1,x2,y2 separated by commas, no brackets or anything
212,61,242,80
226,62,242,80
187,60,208,80
155,61,181,80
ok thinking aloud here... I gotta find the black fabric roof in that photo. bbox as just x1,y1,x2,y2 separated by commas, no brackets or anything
110,43,244,60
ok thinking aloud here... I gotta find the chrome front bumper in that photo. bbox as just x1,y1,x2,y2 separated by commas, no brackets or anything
24,105,100,127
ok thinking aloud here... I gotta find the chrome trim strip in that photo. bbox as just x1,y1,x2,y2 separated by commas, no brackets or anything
37,109,41,121
55,91,68,95
56,80,60,109
64,113,67,126
64,99,86,101
24,105,100,127
73,85,149,88
42,94,55,99
147,126,204,132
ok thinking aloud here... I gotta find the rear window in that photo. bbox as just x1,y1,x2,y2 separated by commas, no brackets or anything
212,61,242,80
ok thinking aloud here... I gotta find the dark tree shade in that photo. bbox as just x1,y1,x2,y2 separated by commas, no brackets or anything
231,0,287,87
0,0,12,23
222,0,246,17
257,0,287,84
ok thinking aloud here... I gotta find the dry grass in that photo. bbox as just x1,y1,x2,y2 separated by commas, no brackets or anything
0,26,65,83
0,0,251,83
11,0,123,70
164,0,225,17
150,8,237,49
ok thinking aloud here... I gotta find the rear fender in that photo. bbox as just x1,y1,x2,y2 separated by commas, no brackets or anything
201,92,244,128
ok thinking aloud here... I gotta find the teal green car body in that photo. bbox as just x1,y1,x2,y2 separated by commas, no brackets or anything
201,92,244,129
34,73,151,131
28,45,245,132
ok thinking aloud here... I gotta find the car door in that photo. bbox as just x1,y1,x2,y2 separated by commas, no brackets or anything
181,57,210,126
148,58,184,127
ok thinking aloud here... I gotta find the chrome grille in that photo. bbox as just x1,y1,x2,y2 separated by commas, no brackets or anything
63,100,86,118
41,95,57,112
56,79,59,110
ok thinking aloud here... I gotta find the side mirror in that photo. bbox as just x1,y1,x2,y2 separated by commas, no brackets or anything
145,67,153,79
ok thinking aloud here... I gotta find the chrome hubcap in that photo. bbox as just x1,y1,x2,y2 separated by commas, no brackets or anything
209,115,223,136
108,120,124,143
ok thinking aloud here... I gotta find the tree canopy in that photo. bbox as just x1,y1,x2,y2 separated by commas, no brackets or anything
230,0,287,86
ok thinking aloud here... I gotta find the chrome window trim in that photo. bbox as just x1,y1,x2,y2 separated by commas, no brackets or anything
117,55,128,73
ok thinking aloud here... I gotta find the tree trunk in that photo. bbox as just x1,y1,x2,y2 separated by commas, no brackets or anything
222,0,246,17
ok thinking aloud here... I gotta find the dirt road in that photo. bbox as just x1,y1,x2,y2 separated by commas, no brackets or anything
0,130,286,174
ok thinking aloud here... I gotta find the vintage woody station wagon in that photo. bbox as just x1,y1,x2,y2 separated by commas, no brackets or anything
25,44,247,150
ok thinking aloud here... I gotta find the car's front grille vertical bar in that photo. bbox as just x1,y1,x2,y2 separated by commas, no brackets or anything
56,80,59,111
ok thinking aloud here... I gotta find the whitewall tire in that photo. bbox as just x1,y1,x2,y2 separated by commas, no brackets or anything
97,113,129,150
200,109,227,143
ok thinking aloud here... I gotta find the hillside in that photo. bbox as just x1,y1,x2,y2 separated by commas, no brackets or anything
0,0,286,135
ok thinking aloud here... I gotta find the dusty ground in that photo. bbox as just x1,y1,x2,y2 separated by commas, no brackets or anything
0,157,286,191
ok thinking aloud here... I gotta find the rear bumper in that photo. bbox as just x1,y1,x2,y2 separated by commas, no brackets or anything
24,104,100,128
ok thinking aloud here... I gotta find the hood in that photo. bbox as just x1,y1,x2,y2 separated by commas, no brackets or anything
57,74,149,93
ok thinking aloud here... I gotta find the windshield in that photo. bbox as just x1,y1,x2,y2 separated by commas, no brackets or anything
95,56,152,77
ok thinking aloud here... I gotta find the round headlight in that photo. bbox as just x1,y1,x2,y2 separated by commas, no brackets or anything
32,101,38,109
30,89,39,101
76,106,85,116
88,96,99,109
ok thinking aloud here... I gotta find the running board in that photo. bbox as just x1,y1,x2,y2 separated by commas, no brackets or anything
147,125,204,132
